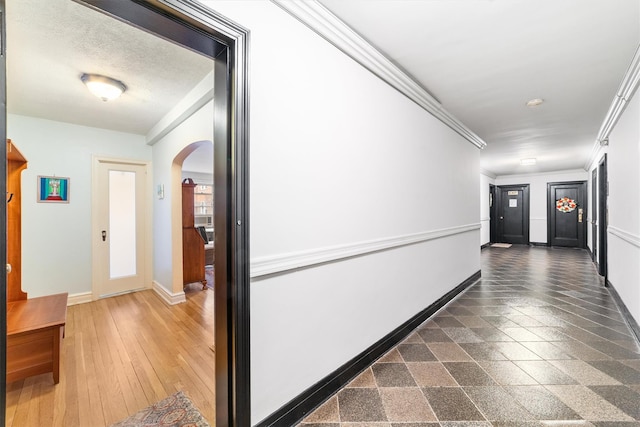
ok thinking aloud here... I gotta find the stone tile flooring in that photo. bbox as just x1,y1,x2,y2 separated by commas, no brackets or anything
298,245,640,426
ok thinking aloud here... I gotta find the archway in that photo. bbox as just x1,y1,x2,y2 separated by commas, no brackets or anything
172,140,214,295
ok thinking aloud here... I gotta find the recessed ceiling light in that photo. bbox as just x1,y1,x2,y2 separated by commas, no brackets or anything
520,158,536,165
81,73,127,102
526,98,544,107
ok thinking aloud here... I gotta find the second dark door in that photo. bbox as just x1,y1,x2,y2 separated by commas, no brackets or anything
497,185,530,244
548,181,587,248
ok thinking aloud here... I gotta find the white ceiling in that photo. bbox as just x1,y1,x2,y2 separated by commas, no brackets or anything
319,0,640,175
7,0,213,136
7,0,640,176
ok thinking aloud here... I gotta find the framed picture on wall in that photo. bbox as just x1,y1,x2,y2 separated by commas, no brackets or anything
37,176,70,203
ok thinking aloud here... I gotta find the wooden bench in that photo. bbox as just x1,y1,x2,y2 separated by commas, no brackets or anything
7,293,68,384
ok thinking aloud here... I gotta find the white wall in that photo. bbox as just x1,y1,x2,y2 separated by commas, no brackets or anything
480,173,495,246
607,90,640,327
495,169,588,243
203,1,481,423
7,114,151,298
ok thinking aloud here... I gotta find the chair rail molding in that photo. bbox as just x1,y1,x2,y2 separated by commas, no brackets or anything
251,223,481,278
608,226,640,249
271,0,486,150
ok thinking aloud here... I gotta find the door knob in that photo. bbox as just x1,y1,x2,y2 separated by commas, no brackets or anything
500,216,504,220
578,208,583,223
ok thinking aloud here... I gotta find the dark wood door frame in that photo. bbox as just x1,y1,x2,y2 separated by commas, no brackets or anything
489,184,498,243
0,0,8,423
547,181,587,249
496,184,530,244
591,168,597,263
598,154,608,280
3,1,251,426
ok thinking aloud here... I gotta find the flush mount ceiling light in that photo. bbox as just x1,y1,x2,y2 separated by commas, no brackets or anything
81,73,127,102
526,98,544,107
520,158,537,166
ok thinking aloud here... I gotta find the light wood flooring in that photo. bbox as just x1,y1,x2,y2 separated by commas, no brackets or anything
6,285,215,427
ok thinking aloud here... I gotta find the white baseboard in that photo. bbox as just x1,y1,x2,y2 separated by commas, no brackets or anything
152,281,186,305
67,291,93,306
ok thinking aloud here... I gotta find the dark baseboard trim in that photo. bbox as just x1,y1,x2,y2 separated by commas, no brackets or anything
481,243,491,250
530,242,548,247
256,270,482,427
606,279,640,344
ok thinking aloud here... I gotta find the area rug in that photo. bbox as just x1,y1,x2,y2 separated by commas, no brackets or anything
205,265,214,290
109,391,211,427
491,243,512,248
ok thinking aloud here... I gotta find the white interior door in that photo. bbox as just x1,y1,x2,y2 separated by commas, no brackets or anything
94,159,147,298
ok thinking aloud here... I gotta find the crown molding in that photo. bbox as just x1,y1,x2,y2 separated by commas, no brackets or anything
586,44,640,169
271,0,487,150
480,168,497,179
584,139,606,171
495,168,587,180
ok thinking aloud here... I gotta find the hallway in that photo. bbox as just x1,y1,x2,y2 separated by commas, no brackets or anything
299,245,640,426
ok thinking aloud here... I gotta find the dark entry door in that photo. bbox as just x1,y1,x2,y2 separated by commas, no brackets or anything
497,185,530,244
598,155,607,277
548,181,587,248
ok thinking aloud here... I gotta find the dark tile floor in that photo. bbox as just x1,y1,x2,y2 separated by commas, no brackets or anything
299,245,640,426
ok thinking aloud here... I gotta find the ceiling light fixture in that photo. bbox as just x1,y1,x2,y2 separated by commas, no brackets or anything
81,73,127,102
526,98,544,107
520,158,537,166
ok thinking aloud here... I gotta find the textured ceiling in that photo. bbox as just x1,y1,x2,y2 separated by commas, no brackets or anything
7,0,640,176
7,0,214,136
319,0,640,175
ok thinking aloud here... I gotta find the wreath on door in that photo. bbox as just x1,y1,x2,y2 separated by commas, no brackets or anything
556,197,577,213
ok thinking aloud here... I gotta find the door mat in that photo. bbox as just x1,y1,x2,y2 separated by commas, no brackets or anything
491,243,512,248
109,391,210,427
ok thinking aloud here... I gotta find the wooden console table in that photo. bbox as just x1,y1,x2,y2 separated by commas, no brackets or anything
7,293,68,384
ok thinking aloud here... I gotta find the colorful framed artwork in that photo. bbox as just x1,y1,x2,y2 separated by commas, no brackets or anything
38,176,70,203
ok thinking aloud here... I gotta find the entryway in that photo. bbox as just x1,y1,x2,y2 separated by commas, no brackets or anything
596,154,608,277
494,184,530,244
0,0,250,425
547,181,587,248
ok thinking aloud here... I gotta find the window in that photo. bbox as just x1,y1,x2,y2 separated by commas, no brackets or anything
194,184,213,229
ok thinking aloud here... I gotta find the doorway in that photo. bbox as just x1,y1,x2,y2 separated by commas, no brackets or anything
495,184,530,244
0,0,250,426
598,154,608,278
178,141,215,293
92,158,151,298
591,168,597,261
489,184,498,243
547,181,587,248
